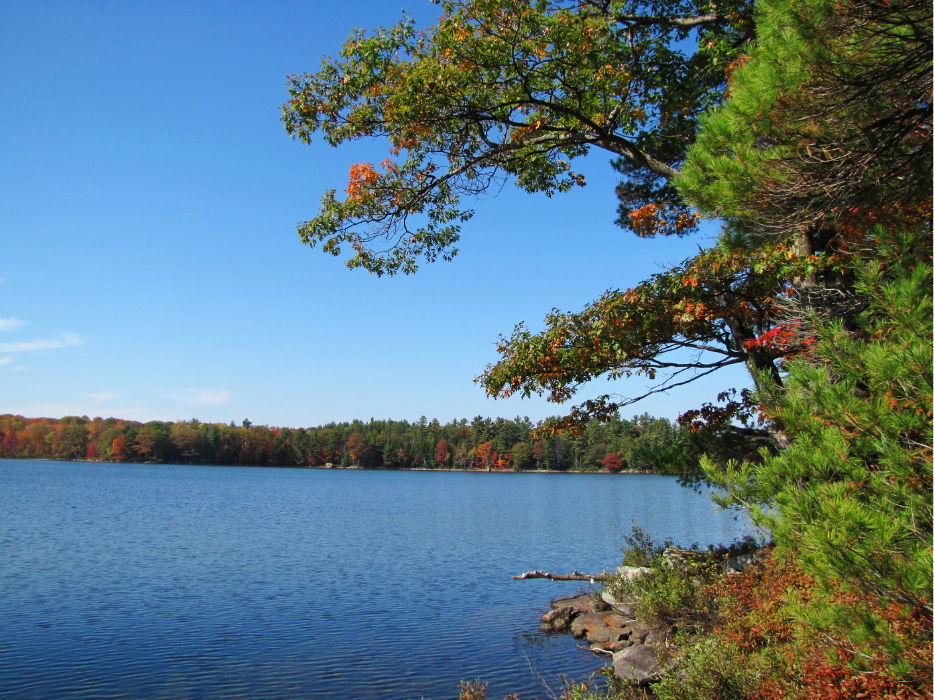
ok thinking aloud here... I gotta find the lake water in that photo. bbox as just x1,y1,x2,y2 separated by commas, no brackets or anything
0,459,754,699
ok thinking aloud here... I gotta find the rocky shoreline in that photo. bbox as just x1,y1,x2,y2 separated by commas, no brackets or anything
538,552,768,687
540,589,667,686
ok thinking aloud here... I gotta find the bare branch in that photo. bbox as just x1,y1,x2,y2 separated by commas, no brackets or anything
612,364,734,406
614,12,722,29
512,570,607,581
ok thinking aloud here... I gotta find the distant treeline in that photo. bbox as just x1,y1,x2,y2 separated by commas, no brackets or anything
0,413,688,472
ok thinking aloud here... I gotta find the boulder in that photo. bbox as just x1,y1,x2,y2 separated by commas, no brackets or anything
723,550,767,572
612,644,663,685
551,593,596,614
621,620,653,644
616,565,653,580
541,606,574,624
600,594,635,617
570,612,608,640
590,596,611,613
601,612,632,630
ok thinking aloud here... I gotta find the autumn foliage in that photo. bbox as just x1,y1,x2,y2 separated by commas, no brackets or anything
681,553,932,700
0,412,682,472
601,452,623,473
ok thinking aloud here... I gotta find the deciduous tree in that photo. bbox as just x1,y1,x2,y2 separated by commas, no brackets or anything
510,441,532,471
282,0,754,275
435,437,451,466
279,0,804,452
602,451,624,472
475,441,494,469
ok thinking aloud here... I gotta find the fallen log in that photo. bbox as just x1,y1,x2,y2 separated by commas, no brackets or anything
512,570,607,582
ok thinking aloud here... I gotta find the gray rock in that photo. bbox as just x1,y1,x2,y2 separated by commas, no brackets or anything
541,606,574,624
723,551,767,572
612,644,663,685
601,591,635,616
602,612,631,630
645,627,669,645
621,620,653,644
570,612,607,640
616,565,653,580
590,596,611,613
551,593,595,614
582,623,614,644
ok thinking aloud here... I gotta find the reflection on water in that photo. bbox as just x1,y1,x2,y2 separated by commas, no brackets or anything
0,460,752,699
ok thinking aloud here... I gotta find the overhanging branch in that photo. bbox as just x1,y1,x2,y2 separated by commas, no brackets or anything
614,12,722,29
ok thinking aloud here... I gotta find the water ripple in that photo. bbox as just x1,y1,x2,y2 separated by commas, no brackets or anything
0,460,752,699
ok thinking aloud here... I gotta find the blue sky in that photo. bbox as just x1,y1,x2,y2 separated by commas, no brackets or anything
0,0,750,427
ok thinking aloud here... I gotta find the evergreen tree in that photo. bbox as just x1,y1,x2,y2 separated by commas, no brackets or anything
704,228,932,670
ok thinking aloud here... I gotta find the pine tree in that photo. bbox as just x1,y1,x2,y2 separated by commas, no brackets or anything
704,228,932,670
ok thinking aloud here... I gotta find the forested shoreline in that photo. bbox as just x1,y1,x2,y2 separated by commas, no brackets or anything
0,412,686,472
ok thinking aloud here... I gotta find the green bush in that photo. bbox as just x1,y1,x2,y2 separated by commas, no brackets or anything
651,636,759,700
618,523,674,568
604,558,721,635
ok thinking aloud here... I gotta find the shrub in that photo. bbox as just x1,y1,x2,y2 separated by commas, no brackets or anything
651,551,932,700
603,555,722,636
651,636,759,700
618,522,674,568
458,679,487,700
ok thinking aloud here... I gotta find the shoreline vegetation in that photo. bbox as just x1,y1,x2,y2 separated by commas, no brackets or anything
0,456,659,475
0,413,690,474
486,525,931,700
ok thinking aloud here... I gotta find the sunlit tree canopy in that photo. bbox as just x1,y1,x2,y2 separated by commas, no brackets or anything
282,0,753,275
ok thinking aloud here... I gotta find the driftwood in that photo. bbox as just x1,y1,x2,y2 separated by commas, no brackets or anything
578,644,614,656
512,570,607,582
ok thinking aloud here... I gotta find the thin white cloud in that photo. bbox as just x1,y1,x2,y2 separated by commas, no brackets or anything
0,332,83,352
12,365,29,371
165,388,233,405
0,357,11,365
0,317,26,331
87,392,117,401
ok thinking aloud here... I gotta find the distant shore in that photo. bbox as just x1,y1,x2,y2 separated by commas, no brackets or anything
1,413,682,474
1,457,659,475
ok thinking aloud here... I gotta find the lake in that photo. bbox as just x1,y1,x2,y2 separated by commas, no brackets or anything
0,460,754,699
